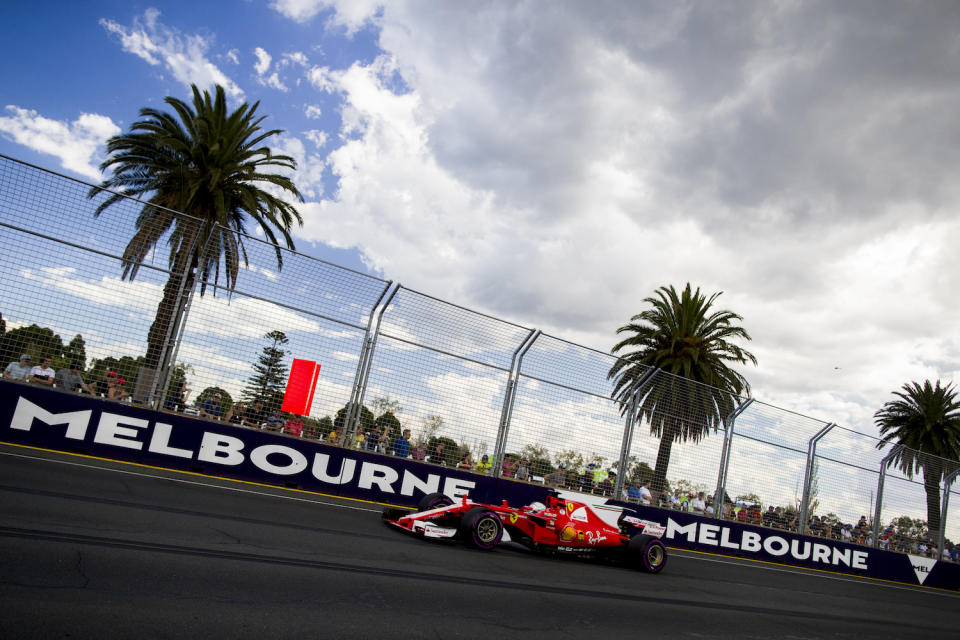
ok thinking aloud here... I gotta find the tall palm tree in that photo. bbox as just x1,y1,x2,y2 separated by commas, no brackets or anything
89,84,303,402
874,380,960,534
609,284,757,494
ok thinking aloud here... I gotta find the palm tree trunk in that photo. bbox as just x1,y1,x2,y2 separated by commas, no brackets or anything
651,420,678,494
135,250,197,403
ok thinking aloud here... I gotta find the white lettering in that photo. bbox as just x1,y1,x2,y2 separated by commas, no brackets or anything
763,536,789,556
10,397,91,440
790,540,811,560
832,547,852,567
812,543,831,564
197,432,245,466
93,413,146,450
311,453,356,484
741,531,762,552
719,527,740,549
666,518,697,542
148,423,192,458
250,445,307,476
400,471,441,496
852,550,868,570
698,524,720,546
358,462,399,492
442,477,476,499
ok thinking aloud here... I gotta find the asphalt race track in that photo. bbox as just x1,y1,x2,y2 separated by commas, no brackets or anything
0,443,955,639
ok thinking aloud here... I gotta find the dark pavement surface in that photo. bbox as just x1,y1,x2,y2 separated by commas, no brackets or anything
0,443,955,639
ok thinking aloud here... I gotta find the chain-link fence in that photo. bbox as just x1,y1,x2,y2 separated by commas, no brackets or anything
1,152,958,562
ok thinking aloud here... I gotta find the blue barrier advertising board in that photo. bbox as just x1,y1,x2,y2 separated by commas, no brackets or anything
1,379,957,590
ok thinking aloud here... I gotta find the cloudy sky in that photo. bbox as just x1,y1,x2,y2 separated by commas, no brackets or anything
2,0,960,441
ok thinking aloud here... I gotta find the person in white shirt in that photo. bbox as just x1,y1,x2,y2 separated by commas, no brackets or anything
28,357,56,386
639,481,652,505
690,491,707,515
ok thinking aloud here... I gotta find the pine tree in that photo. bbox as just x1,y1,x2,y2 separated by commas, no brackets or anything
241,331,290,411
65,334,87,368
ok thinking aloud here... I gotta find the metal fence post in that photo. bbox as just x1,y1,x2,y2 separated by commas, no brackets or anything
872,444,905,548
492,330,540,477
612,368,657,499
151,221,215,409
937,468,960,557
346,283,399,444
713,397,755,521
798,422,836,535
342,282,394,442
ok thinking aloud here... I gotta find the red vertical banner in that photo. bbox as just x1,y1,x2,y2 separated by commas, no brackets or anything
281,359,321,416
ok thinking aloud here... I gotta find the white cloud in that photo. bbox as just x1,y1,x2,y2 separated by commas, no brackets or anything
282,2,960,442
100,9,243,99
271,0,380,34
0,107,119,180
253,47,272,76
304,104,323,119
304,129,328,148
225,49,240,65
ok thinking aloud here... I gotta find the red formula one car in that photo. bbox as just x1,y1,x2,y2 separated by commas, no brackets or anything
382,491,668,573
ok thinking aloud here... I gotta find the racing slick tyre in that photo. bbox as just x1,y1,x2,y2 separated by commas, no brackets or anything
628,533,667,574
418,492,454,512
458,507,503,550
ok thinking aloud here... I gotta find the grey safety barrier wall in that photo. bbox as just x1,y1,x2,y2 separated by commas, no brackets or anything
606,500,960,591
0,380,547,508
3,379,957,591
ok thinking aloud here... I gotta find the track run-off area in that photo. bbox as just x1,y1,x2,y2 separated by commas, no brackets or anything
0,443,955,639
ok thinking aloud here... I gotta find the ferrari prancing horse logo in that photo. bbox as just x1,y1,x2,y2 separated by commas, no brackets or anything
509,513,519,524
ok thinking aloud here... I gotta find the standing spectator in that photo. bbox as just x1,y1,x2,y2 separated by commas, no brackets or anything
3,354,32,380
476,454,492,475
28,357,56,386
365,425,382,452
690,492,707,515
55,362,95,394
514,457,531,481
599,471,615,496
639,481,653,505
430,441,447,465
578,465,594,492
163,381,191,412
627,482,643,501
502,456,516,478
106,373,130,401
762,506,777,527
242,400,267,428
284,415,304,437
391,429,411,458
547,464,566,487
458,451,474,470
225,402,246,426
264,410,284,431
199,394,223,419
411,442,427,461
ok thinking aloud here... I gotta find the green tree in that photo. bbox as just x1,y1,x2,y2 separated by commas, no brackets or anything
371,395,402,417
194,386,233,414
520,444,554,478
89,84,303,403
64,334,87,369
334,403,375,433
874,380,960,533
608,283,757,494
0,324,65,367
241,330,289,411
375,411,403,443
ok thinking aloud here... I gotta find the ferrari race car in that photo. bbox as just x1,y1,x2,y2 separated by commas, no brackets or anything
382,491,668,573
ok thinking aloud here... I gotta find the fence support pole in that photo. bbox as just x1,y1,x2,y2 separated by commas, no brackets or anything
871,444,905,548
612,368,657,500
937,468,960,558
345,283,399,445
492,330,540,478
798,422,836,535
713,397,755,521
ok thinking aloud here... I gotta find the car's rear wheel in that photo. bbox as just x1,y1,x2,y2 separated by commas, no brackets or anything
628,533,667,573
458,507,503,550
418,492,454,512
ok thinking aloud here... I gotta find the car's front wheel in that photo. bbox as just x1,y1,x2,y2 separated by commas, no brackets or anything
458,507,503,550
418,492,454,512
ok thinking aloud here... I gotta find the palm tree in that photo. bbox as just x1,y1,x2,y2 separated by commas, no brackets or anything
874,380,960,534
608,284,757,494
88,84,303,402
